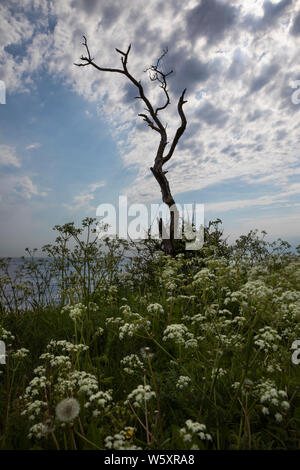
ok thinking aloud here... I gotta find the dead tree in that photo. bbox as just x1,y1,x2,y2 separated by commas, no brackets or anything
75,37,187,255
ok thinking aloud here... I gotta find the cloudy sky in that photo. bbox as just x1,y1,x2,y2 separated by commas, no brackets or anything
0,0,300,255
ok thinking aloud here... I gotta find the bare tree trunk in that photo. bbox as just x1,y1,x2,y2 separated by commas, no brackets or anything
151,167,177,254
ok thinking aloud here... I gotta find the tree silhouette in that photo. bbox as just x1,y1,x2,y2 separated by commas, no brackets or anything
75,37,187,255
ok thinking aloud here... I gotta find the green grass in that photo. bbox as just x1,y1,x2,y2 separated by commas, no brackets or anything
0,219,299,450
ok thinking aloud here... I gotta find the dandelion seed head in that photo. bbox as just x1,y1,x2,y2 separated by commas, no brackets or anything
55,397,80,422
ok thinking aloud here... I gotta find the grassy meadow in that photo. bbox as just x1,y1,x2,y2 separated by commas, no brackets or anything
0,218,299,450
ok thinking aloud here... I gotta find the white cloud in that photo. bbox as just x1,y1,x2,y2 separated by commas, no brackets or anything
0,145,21,167
41,0,300,207
25,142,41,150
0,2,53,93
13,175,39,199
64,181,106,211
1,0,300,224
205,182,300,213
88,181,106,192
0,174,48,202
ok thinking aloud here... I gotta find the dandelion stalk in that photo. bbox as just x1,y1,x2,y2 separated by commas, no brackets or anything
75,430,102,450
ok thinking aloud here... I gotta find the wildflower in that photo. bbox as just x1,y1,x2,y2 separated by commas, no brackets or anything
179,419,212,447
12,348,30,359
61,303,87,323
176,376,192,390
104,428,141,450
140,347,154,360
255,380,289,420
94,327,104,337
21,400,47,419
147,303,164,315
119,317,150,340
193,268,215,287
232,382,240,390
163,324,197,348
55,398,80,422
49,355,72,369
125,384,155,408
125,428,134,440
84,389,113,410
281,401,290,410
106,316,124,326
254,327,281,353
0,328,15,341
28,422,53,439
121,354,144,375
88,301,99,312
211,368,227,379
47,340,88,354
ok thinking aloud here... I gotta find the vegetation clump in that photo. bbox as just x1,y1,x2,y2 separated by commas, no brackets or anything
0,218,299,450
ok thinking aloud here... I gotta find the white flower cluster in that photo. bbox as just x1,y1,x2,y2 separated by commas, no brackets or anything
84,389,113,416
0,327,15,342
241,280,273,301
46,339,88,354
193,268,215,287
224,290,247,306
119,318,151,340
28,422,53,440
179,419,212,447
248,265,269,280
125,384,156,408
61,302,87,322
255,379,290,422
21,399,47,420
94,326,104,337
88,301,99,312
104,427,141,450
278,290,300,303
217,333,244,349
211,368,227,380
12,348,30,359
206,257,229,271
68,370,99,395
160,257,181,292
147,303,164,315
24,373,48,400
120,354,144,375
120,304,132,315
108,285,118,295
110,305,151,340
190,313,206,325
105,316,123,326
162,324,198,348
254,326,282,353
40,352,71,369
176,375,192,390
118,322,139,340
